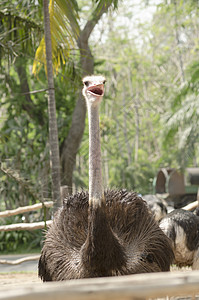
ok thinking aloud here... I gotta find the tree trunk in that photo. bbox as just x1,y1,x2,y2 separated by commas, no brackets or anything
122,87,132,166
127,69,139,163
43,0,61,212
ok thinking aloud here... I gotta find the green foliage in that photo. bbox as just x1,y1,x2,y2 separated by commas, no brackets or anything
78,0,199,192
163,60,199,168
0,55,79,207
1,0,199,221
0,216,43,253
0,230,42,253
0,0,43,63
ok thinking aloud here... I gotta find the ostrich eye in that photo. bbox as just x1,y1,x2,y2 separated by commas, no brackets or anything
84,81,90,87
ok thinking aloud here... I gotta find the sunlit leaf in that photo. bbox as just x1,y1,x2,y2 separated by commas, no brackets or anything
33,0,79,75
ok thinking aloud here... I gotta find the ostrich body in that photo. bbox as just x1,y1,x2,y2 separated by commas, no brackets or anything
160,209,199,269
38,75,174,281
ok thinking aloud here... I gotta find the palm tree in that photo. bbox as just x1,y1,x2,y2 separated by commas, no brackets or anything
34,0,119,193
33,0,79,210
43,0,61,212
0,0,77,211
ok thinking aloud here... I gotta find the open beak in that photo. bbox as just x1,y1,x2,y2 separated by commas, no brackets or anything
87,84,104,97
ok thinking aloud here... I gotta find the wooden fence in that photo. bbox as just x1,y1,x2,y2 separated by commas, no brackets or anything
0,201,53,265
0,184,69,265
0,270,199,300
0,201,53,231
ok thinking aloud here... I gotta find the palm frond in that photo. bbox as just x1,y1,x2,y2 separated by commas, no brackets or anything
0,8,43,62
33,0,79,75
163,60,199,166
93,0,119,9
173,61,199,109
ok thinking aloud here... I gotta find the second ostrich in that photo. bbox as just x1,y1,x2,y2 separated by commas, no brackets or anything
160,209,199,269
38,75,174,281
142,194,168,222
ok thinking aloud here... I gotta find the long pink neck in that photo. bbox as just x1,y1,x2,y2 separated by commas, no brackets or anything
87,103,104,208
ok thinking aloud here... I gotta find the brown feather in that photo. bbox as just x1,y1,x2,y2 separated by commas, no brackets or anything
38,190,174,281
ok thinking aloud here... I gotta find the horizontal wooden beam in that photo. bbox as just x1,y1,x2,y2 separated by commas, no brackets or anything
0,202,53,218
182,200,198,211
0,255,40,265
0,270,199,300
0,220,52,232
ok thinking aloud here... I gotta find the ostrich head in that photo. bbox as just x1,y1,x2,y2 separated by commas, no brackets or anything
82,75,106,106
82,75,106,208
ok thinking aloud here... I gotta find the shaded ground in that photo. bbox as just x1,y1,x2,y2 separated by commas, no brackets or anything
0,254,40,288
0,254,38,273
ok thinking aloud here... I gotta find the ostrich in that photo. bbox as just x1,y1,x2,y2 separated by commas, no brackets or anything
142,194,168,222
38,75,174,281
160,209,199,269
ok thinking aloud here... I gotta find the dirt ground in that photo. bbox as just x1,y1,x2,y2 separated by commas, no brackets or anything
0,272,41,287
